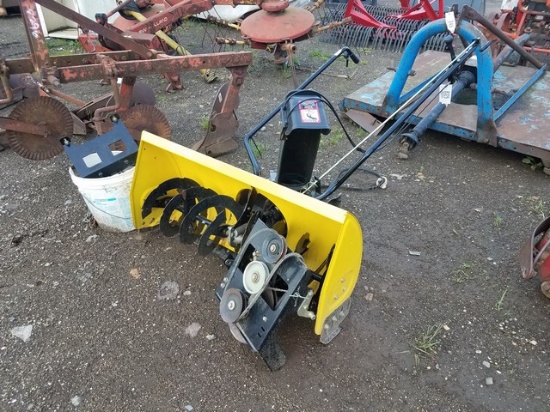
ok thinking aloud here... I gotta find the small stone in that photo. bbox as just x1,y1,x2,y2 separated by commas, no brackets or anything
485,377,494,386
483,361,491,368
206,334,215,341
443,324,450,331
365,293,374,302
70,395,81,406
85,235,98,243
475,350,482,354
185,404,194,411
185,322,202,338
183,290,191,296
260,126,267,132
64,199,73,206
158,281,179,300
11,325,33,342
529,340,537,346
129,268,140,279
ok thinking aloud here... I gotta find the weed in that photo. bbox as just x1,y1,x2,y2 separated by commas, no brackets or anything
492,213,504,228
309,49,332,61
199,116,210,131
46,38,84,56
526,196,547,219
451,263,476,284
156,93,168,104
522,156,543,171
496,287,508,311
280,64,293,79
412,323,443,356
320,130,344,148
251,141,266,158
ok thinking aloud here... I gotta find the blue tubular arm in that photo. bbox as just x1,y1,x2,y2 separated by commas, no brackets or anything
382,19,497,144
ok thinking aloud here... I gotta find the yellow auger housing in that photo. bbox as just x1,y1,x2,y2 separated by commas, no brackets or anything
131,132,363,369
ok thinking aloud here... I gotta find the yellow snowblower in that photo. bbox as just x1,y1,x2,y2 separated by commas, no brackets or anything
128,47,366,370
131,133,362,370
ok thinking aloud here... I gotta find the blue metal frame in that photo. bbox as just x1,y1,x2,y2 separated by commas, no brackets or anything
382,19,497,145
493,64,547,122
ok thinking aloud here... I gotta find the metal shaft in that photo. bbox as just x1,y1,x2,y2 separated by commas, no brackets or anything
399,70,476,145
316,40,483,200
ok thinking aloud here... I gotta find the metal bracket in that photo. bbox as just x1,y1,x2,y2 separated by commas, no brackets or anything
297,289,316,320
320,298,351,345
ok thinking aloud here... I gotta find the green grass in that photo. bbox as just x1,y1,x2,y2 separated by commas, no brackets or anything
496,287,508,311
46,38,84,56
412,323,443,356
522,156,543,171
451,263,476,284
199,116,210,131
309,49,333,61
492,213,504,228
251,141,266,158
525,196,547,219
320,130,344,148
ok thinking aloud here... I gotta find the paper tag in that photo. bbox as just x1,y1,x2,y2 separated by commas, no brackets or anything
439,84,452,105
445,11,456,33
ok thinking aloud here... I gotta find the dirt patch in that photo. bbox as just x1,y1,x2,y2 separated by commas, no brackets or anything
1,9,549,412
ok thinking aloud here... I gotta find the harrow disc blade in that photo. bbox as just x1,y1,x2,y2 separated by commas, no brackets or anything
7,96,73,160
120,104,172,143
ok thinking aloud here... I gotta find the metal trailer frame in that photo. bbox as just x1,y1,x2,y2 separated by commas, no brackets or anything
340,16,550,172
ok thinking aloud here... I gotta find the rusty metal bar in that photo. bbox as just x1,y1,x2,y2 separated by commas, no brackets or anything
0,59,14,105
4,58,35,74
34,0,154,59
55,52,253,83
0,117,47,135
460,5,545,70
48,51,140,67
129,0,214,33
41,86,87,107
19,0,52,70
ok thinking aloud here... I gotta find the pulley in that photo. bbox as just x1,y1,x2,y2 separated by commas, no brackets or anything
220,288,246,323
242,261,269,295
259,232,286,264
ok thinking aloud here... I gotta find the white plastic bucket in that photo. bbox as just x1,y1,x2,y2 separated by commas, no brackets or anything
69,166,135,232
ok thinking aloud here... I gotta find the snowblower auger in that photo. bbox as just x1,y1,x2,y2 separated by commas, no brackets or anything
131,132,363,370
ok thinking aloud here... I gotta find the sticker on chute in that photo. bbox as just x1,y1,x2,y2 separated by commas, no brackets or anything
299,100,321,123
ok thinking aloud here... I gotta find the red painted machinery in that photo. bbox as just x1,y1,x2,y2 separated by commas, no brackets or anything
0,0,257,158
520,217,550,298
319,0,487,50
1,0,323,159
485,0,550,56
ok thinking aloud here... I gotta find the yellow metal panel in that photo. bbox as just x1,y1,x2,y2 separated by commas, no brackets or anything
131,132,363,336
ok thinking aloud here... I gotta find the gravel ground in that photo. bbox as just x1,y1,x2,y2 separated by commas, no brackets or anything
1,3,550,412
